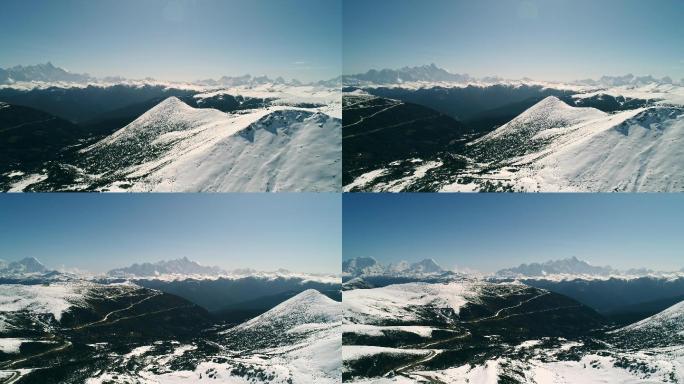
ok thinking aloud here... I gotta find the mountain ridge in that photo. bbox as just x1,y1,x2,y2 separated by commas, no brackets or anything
343,257,446,278
0,62,338,87
107,257,225,277
344,63,681,87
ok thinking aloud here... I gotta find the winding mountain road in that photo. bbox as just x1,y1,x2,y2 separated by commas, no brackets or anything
70,291,161,330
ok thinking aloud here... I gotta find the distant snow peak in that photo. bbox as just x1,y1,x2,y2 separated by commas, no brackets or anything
0,63,340,89
497,256,615,278
0,257,48,275
0,62,92,84
345,63,471,85
409,258,444,274
578,73,680,87
196,73,309,87
344,63,682,88
342,257,379,275
107,257,225,278
343,256,446,277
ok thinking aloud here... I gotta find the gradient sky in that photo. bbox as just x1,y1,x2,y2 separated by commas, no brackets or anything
344,0,684,81
343,194,684,273
0,0,341,82
0,194,341,274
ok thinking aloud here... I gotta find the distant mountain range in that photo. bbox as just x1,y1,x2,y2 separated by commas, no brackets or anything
341,255,683,282
0,62,339,87
344,63,682,86
0,256,338,282
344,63,472,84
343,256,445,277
0,62,92,84
107,257,225,277
496,256,615,278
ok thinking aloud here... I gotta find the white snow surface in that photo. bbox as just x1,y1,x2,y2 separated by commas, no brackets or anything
86,97,341,192
343,282,474,325
343,346,431,362
0,338,28,354
0,282,89,323
347,348,684,384
343,324,438,338
343,168,388,192
7,173,48,192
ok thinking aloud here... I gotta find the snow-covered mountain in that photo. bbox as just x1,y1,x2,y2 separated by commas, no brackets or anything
342,257,381,276
107,257,225,278
578,73,678,87
149,289,342,384
105,258,340,286
344,64,471,85
78,96,341,192
0,257,48,275
611,299,684,346
408,259,444,274
344,63,681,89
473,96,606,156
343,74,684,192
343,257,446,278
234,289,340,332
497,257,615,278
0,62,340,91
0,62,92,84
465,96,684,192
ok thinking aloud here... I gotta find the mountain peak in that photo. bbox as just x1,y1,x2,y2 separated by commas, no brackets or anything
153,96,190,110
409,258,444,274
481,95,607,144
87,95,220,149
237,289,339,331
535,95,566,107
0,257,48,274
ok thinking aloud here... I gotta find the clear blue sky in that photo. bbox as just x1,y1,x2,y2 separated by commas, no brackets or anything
344,0,684,81
0,194,341,274
0,0,341,82
343,194,684,273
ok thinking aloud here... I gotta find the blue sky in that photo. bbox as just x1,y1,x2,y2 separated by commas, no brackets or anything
0,0,341,82
344,0,684,81
0,194,341,274
343,194,684,273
